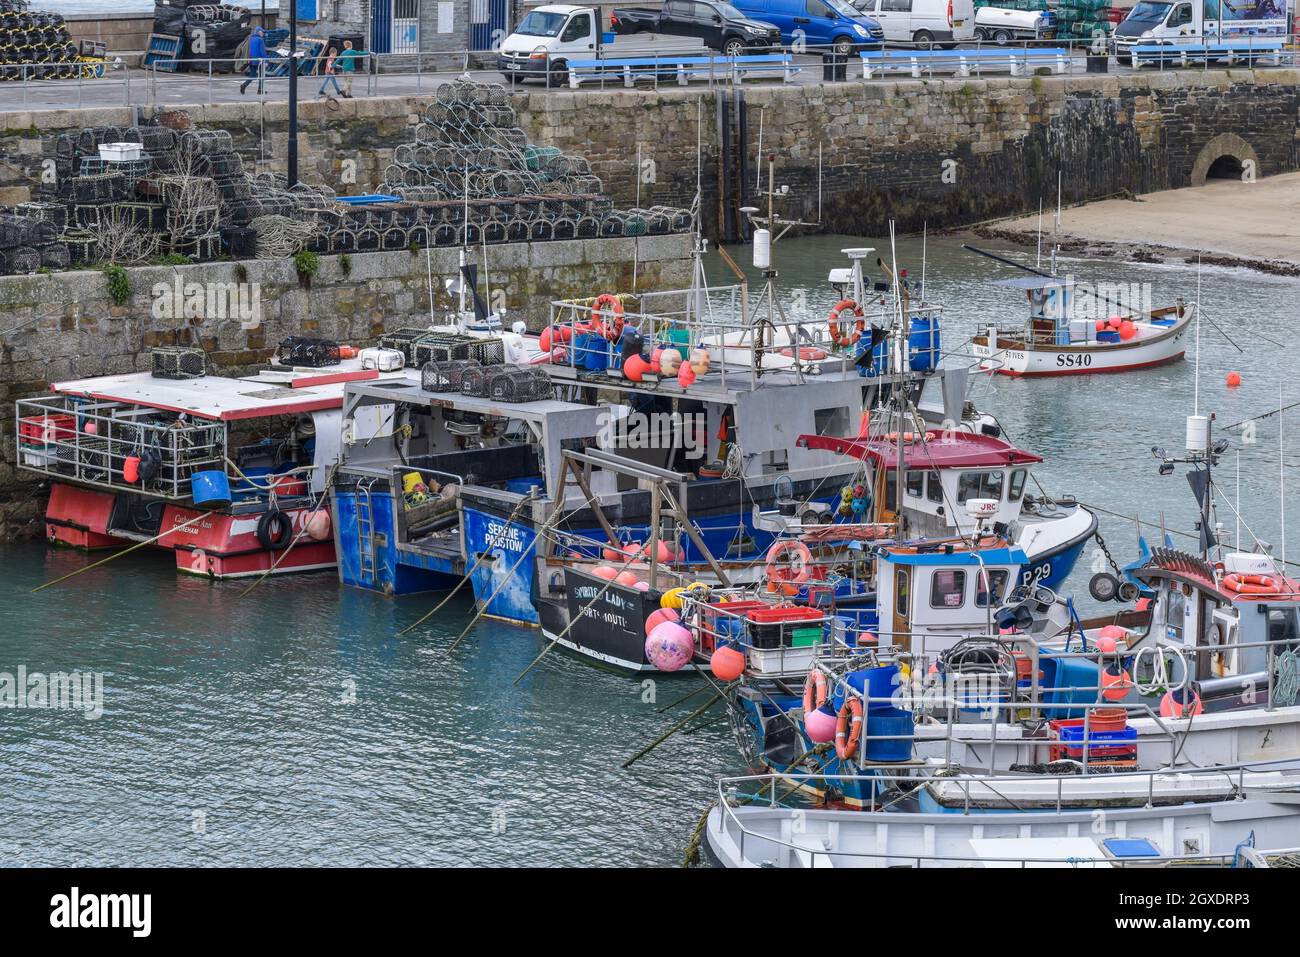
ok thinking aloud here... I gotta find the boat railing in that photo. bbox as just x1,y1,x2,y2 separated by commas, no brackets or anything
712,767,1300,868
15,394,226,502
545,285,871,393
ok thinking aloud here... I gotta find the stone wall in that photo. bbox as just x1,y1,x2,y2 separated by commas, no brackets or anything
2,69,1296,234
0,234,690,541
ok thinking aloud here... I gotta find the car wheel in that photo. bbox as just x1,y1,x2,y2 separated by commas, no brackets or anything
723,38,745,57
502,72,519,84
993,28,1012,44
832,35,853,56
544,60,567,88
913,29,934,46
974,27,987,40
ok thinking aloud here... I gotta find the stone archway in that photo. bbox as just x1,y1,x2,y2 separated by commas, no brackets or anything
1189,133,1259,187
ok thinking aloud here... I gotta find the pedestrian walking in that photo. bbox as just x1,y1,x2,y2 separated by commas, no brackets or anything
318,46,343,100
239,26,267,95
338,39,362,98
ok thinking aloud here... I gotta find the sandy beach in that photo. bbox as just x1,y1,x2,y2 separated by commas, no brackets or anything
980,172,1300,275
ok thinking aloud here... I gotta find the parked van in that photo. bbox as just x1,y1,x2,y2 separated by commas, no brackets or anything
852,0,975,46
732,0,885,53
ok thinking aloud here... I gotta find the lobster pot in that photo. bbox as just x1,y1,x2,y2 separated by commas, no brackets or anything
61,230,98,265
56,437,113,479
15,201,68,232
485,366,552,403
0,247,40,275
121,201,167,231
171,232,221,261
151,346,206,380
379,328,436,365
276,336,341,368
421,358,480,393
38,243,70,269
458,363,498,398
413,334,505,368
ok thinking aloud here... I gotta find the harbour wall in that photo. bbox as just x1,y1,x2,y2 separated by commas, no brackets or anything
0,235,689,541
2,69,1296,231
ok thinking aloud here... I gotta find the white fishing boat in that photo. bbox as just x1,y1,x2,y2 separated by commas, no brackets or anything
971,274,1192,377
704,763,1300,868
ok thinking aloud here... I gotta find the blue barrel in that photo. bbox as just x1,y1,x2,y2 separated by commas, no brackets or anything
908,315,940,371
834,664,901,711
865,706,914,762
191,470,232,508
572,332,609,372
856,334,888,378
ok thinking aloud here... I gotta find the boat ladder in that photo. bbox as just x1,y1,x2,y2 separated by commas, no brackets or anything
355,478,378,584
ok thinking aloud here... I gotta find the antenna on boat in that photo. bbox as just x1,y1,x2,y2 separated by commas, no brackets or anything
1194,258,1202,417
920,221,927,297
1035,197,1043,271
1050,172,1061,277
1282,379,1287,570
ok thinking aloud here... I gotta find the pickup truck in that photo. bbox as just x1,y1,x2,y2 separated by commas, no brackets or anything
972,5,1056,43
612,0,783,55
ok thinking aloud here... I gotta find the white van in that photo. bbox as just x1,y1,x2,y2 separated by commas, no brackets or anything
852,0,976,46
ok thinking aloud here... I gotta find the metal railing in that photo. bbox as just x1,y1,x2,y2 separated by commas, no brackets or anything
5,33,1295,112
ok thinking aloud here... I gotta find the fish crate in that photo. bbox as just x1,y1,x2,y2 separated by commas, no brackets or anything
276,336,341,368
745,606,829,651
420,358,480,393
151,345,206,380
412,333,505,368
1048,720,1138,763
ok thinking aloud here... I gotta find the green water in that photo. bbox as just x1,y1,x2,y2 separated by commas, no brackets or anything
2,232,1297,866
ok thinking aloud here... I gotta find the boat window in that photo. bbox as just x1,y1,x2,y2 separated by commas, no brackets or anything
905,470,924,498
930,569,966,609
814,406,850,437
1009,469,1027,502
957,471,1005,503
984,470,1004,501
926,471,943,503
1267,607,1300,645
895,568,910,618
975,569,1009,607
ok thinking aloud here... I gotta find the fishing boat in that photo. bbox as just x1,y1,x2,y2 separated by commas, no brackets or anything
17,343,407,578
966,245,1193,377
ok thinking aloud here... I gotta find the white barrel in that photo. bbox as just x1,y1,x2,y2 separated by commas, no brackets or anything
752,228,771,269
1186,414,1209,453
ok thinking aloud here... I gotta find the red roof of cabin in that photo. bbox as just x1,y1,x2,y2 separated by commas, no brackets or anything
796,430,1042,470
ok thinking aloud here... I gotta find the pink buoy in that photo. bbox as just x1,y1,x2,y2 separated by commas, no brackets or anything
804,704,838,744
644,607,680,635
633,580,651,592
1094,635,1118,654
615,570,640,586
645,621,695,672
305,508,332,541
592,565,619,580
710,645,746,681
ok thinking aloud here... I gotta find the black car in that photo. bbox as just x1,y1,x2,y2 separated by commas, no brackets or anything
613,0,783,56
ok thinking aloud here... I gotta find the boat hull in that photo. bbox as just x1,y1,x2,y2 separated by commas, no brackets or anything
973,314,1190,377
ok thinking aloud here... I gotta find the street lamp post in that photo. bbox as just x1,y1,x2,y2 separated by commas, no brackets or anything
287,0,299,187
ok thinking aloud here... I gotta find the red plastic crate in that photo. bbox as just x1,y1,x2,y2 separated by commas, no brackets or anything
19,413,75,447
745,606,826,624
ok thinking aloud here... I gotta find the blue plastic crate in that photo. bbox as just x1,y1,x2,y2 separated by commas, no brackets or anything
1058,725,1136,745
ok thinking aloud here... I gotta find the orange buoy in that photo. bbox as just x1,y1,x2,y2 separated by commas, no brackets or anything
710,645,746,681
623,353,652,382
592,565,619,580
615,570,640,586
1226,371,1242,388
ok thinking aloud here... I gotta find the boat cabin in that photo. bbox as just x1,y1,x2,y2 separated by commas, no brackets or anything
873,539,1026,655
796,430,1042,538
1133,548,1300,711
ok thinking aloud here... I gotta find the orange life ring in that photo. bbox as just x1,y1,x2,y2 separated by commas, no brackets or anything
835,696,864,761
591,294,625,343
802,668,828,714
1223,573,1283,595
764,539,812,585
828,298,865,349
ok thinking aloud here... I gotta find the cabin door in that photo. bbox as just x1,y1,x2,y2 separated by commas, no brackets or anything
892,568,911,652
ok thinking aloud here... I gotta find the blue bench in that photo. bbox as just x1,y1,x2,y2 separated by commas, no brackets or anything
861,47,1070,79
567,53,800,88
1129,40,1290,68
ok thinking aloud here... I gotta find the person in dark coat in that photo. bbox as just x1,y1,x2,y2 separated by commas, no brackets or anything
240,27,267,95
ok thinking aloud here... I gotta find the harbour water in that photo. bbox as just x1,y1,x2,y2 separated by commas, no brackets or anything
3,234,1298,866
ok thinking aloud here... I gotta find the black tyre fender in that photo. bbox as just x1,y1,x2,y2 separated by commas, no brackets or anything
257,509,293,551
